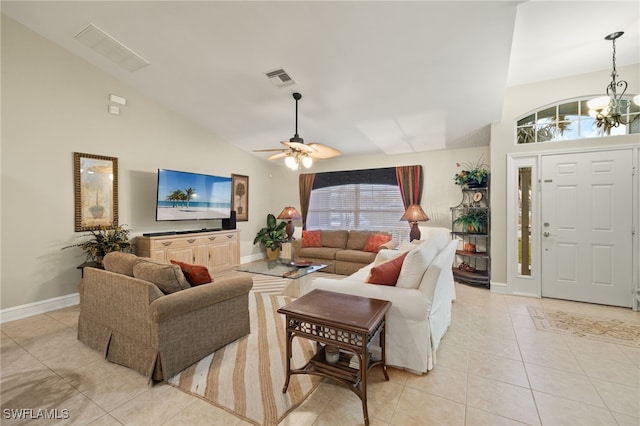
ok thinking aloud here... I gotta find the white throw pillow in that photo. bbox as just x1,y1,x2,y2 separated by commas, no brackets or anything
396,232,448,289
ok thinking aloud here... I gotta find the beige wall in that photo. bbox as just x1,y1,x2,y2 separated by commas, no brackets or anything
490,64,640,286
1,16,277,309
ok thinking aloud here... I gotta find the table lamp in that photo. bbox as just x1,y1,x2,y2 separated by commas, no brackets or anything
277,206,302,241
401,204,429,241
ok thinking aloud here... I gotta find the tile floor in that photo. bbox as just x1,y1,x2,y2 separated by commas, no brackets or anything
1,283,639,425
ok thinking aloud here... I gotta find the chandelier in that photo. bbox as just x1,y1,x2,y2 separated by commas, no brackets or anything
284,151,313,170
587,31,640,131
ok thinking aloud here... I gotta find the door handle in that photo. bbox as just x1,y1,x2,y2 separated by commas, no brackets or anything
543,232,551,237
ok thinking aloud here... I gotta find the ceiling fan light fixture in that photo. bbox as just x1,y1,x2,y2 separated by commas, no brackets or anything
253,92,341,168
285,155,298,169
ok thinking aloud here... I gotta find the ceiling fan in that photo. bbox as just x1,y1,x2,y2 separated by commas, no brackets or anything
254,92,341,169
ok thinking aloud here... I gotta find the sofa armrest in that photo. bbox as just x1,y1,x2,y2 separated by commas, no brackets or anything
291,239,302,258
150,276,253,323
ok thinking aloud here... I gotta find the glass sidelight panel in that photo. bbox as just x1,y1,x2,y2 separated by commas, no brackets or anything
518,167,532,276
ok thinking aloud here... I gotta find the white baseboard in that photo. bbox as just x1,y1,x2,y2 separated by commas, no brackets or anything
490,281,507,294
0,293,79,324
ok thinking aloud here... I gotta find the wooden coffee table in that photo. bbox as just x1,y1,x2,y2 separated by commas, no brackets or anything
277,289,391,425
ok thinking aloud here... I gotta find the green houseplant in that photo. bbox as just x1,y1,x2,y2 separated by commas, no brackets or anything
63,224,131,263
253,213,287,260
454,210,488,234
454,156,489,188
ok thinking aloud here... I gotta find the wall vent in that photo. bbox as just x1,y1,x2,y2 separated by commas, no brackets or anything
74,24,150,72
265,68,295,87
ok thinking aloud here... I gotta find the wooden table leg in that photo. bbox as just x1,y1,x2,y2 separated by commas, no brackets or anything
361,337,370,425
381,320,389,381
282,322,292,393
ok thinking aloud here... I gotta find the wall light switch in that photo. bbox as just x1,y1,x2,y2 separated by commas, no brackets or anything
109,94,127,105
108,105,120,115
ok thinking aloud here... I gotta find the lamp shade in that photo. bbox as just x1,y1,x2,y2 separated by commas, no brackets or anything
277,206,302,220
586,96,610,111
400,204,429,222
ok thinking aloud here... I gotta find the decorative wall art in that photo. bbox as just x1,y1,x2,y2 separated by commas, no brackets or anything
74,152,118,231
231,174,249,221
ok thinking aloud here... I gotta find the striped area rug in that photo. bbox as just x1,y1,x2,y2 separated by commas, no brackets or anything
168,291,322,425
214,269,345,295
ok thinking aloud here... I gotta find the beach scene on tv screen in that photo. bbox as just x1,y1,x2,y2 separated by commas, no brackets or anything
157,170,231,221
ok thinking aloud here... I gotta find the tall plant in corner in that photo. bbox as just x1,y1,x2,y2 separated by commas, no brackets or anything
253,213,287,260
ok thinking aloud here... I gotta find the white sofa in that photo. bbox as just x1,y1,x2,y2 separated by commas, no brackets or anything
311,227,457,374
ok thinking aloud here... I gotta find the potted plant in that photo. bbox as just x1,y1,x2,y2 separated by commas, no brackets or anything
454,210,488,234
454,156,489,188
62,224,131,264
253,213,287,260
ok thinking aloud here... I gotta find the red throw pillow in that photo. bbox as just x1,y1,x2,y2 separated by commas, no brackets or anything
366,252,408,286
302,230,322,248
170,260,213,286
363,233,392,253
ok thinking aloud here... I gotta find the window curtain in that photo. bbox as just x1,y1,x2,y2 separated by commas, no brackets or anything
298,173,316,230
395,165,423,208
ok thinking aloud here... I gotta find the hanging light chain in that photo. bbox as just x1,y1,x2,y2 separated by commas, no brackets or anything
589,31,638,131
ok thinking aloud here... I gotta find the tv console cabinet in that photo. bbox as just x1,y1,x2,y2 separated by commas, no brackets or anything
136,230,240,272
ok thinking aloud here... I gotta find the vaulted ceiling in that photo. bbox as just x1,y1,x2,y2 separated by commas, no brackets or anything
3,1,639,161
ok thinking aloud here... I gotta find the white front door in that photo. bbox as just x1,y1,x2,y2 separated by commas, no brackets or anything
541,150,633,307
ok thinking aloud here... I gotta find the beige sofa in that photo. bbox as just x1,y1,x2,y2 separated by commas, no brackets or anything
78,252,252,382
291,230,396,275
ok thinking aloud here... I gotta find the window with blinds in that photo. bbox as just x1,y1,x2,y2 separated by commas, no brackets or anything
306,183,409,242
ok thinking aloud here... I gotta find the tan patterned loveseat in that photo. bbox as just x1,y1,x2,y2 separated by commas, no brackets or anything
291,230,396,275
78,252,252,382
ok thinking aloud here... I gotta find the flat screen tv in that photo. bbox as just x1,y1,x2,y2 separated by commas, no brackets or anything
156,169,232,221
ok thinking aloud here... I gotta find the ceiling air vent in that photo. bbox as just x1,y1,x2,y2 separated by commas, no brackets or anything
265,68,295,87
74,24,150,72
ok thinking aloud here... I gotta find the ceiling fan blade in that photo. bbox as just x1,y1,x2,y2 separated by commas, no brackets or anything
267,152,289,160
253,148,287,153
307,143,342,159
281,141,316,153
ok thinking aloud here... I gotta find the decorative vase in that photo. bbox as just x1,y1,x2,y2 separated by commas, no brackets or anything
325,345,339,364
266,247,280,261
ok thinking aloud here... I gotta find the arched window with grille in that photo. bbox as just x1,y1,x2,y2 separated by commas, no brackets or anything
516,96,639,144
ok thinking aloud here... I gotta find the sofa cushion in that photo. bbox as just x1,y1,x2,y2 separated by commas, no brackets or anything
297,247,342,261
366,252,408,286
302,230,322,248
363,233,393,253
321,230,349,249
170,260,213,286
346,230,373,250
335,249,377,264
103,252,140,277
396,233,448,289
133,260,191,294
